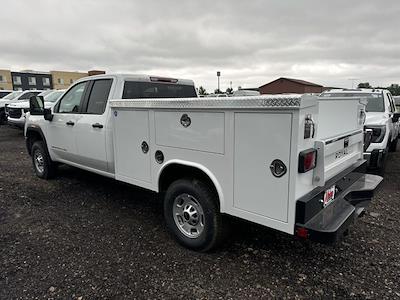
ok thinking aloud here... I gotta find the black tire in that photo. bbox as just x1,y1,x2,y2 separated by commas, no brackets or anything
389,137,398,152
163,178,227,252
376,145,389,176
0,110,6,125
31,141,57,179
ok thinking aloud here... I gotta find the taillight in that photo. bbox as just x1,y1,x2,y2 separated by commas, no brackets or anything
298,148,317,173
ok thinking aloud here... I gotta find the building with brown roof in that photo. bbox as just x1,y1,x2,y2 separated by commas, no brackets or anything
259,77,324,94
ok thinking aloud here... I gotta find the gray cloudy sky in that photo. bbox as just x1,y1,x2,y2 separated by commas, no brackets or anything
1,0,400,91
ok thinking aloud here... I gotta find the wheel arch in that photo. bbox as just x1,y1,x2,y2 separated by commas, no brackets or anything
25,126,48,156
157,160,225,212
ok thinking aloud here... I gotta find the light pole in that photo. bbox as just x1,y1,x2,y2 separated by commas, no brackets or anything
217,71,221,93
348,78,359,89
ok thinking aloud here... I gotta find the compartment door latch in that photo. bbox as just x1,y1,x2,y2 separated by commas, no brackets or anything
269,159,287,178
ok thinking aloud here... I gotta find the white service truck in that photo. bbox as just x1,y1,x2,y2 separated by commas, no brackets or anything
26,74,382,251
321,89,400,174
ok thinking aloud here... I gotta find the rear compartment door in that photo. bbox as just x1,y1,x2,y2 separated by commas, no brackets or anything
233,112,292,222
113,109,151,185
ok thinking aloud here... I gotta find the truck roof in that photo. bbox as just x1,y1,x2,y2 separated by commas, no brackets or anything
76,73,195,86
322,88,387,95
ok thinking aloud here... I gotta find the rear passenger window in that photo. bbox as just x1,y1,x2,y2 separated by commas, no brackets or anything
86,79,113,114
122,81,197,99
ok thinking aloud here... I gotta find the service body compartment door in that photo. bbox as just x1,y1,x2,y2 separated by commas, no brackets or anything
234,112,292,222
113,109,151,185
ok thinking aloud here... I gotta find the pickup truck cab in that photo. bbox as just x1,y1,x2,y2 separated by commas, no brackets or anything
7,90,65,128
25,74,382,251
320,89,400,173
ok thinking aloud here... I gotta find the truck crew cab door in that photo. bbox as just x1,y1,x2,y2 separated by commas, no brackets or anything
47,81,89,162
74,79,113,172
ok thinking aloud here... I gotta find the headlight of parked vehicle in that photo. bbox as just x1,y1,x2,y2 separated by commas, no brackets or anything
365,125,386,143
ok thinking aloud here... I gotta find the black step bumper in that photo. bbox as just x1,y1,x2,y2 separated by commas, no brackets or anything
295,161,383,243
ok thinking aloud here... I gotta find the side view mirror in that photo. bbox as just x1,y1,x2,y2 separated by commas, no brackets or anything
29,96,44,115
29,95,53,121
392,112,400,123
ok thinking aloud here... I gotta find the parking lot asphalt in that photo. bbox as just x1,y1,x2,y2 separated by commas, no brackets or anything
0,126,399,300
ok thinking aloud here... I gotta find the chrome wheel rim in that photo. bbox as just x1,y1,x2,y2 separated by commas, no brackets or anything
173,194,205,239
34,150,45,174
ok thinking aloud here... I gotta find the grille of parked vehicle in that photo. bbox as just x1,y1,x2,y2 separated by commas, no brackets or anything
8,108,22,119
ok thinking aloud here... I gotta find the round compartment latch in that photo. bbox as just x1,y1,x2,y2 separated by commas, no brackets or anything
141,141,149,154
180,114,191,127
155,150,164,164
269,159,287,178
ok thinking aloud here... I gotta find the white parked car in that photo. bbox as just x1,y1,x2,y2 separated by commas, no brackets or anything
25,74,382,251
320,89,400,174
1,90,35,125
7,90,65,128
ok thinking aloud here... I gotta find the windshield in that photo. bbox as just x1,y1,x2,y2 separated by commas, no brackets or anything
44,91,64,102
38,90,54,97
3,91,22,100
321,92,385,112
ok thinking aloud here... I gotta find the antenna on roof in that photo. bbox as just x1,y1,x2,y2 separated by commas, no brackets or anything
348,78,359,89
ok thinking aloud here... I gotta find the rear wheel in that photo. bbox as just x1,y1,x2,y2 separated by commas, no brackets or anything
31,141,57,179
163,178,227,252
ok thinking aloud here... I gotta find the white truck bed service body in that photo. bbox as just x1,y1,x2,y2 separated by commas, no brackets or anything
109,95,365,235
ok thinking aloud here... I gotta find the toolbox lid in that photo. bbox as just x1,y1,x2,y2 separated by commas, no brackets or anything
110,94,317,110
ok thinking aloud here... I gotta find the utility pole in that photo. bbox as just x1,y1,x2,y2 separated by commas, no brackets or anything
217,71,221,93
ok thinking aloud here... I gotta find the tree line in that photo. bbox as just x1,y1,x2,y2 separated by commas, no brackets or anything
358,82,400,96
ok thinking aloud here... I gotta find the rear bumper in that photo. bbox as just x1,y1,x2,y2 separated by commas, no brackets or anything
295,160,383,243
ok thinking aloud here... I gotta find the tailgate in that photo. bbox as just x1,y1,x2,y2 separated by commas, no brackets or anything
313,96,366,186
313,130,364,186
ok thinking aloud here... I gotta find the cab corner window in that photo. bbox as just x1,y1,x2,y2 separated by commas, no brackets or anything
85,79,113,114
58,82,87,113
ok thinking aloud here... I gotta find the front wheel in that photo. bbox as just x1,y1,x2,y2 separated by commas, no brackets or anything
31,141,57,179
0,110,6,125
389,137,398,152
163,178,227,252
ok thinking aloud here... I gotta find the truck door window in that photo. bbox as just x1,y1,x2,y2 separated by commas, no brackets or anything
58,82,87,113
122,81,197,99
85,79,113,114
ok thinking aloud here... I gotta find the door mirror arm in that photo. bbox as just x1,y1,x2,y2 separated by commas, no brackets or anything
43,108,53,121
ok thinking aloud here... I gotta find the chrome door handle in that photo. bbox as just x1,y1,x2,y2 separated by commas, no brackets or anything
66,121,75,126
92,123,103,129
